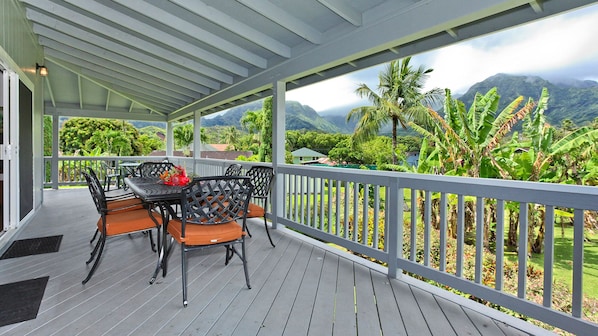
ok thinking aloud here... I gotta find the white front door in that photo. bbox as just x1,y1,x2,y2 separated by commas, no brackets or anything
0,66,20,233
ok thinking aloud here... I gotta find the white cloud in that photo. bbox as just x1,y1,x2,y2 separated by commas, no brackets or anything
289,4,598,110
287,75,366,111
421,4,598,93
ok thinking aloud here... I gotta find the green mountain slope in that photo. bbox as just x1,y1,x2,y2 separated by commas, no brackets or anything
457,74,598,126
199,74,598,134
202,100,342,133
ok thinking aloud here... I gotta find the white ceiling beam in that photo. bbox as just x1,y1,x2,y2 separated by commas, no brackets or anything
66,0,249,76
43,75,56,107
47,56,167,115
34,28,209,97
28,17,219,92
113,0,267,68
171,0,291,58
87,76,180,111
171,0,572,119
21,0,233,84
105,91,110,112
77,75,83,109
530,0,544,13
446,28,459,39
44,105,168,122
317,0,362,26
237,0,323,44
41,41,196,104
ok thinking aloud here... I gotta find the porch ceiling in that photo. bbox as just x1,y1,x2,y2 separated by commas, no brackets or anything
21,0,595,122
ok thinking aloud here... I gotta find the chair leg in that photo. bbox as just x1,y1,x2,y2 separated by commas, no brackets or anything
83,235,106,284
90,229,99,243
181,244,188,307
225,245,233,265
226,242,251,289
241,240,251,289
264,217,275,248
245,225,252,237
148,230,157,252
87,233,102,262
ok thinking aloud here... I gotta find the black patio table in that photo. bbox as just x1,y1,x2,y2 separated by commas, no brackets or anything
124,176,184,284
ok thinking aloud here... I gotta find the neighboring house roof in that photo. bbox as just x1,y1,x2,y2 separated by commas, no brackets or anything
291,147,326,158
208,144,229,151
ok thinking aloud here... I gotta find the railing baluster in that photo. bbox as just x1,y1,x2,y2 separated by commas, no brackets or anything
572,208,584,317
475,196,484,284
410,189,417,262
495,199,505,291
373,185,380,249
343,180,349,240
353,181,359,242
362,183,369,246
543,205,554,308
456,194,464,277
439,192,447,272
424,190,431,266
518,202,529,299
310,176,315,227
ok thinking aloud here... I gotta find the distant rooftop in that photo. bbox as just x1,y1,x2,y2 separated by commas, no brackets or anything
291,147,326,158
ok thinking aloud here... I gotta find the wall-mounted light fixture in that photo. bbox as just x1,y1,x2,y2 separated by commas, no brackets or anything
36,63,48,77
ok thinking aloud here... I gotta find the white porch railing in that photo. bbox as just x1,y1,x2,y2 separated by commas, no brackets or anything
43,156,168,188
274,164,598,336
44,156,598,334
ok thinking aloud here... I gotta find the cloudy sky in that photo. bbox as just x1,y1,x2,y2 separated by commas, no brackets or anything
286,3,598,112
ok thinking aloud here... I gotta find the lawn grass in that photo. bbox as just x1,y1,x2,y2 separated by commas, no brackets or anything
506,223,598,299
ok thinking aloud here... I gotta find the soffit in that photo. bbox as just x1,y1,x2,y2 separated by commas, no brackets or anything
17,0,596,122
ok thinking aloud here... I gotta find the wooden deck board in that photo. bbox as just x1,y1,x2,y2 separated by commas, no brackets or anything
0,189,549,336
370,270,408,335
282,246,325,336
354,263,382,335
392,280,433,336
410,285,457,336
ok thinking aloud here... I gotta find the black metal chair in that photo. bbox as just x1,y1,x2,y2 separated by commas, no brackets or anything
167,176,254,307
100,161,122,191
85,167,145,244
81,171,160,285
224,163,243,176
136,161,176,178
245,166,275,247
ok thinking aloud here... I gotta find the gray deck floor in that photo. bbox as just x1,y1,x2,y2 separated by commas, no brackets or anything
0,189,554,336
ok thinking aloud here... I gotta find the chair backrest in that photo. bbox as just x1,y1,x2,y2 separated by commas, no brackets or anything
100,160,117,173
245,166,274,198
224,163,243,176
82,168,107,214
136,161,176,178
179,176,254,237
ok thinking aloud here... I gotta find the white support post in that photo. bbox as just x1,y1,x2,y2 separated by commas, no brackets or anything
52,115,59,189
193,111,201,160
166,121,174,158
271,80,286,230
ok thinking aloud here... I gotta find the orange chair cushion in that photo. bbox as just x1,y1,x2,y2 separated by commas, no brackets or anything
168,219,244,246
97,208,158,236
245,202,265,218
107,198,144,213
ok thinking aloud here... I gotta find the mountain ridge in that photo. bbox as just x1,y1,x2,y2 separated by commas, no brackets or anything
196,74,598,134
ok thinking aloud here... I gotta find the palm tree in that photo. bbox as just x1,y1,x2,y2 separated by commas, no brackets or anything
347,57,443,164
240,97,273,162
223,126,240,150
173,123,194,156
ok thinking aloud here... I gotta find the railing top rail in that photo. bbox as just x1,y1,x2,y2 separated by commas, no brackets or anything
277,164,598,210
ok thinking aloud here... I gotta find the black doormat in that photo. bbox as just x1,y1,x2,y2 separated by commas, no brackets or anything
0,235,63,260
0,276,49,327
